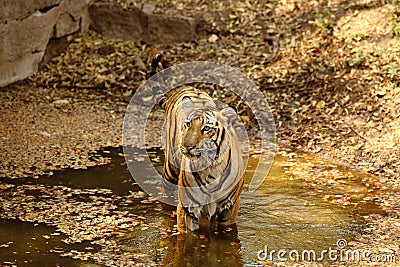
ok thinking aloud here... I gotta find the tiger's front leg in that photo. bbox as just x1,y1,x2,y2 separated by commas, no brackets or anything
218,197,241,226
177,204,199,232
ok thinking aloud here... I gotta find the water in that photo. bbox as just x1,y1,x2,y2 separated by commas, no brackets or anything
0,147,380,266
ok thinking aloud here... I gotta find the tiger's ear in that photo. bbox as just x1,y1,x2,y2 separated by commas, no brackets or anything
152,86,167,109
181,96,195,115
220,106,239,127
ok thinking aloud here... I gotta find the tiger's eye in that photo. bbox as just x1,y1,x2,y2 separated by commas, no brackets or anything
202,126,211,132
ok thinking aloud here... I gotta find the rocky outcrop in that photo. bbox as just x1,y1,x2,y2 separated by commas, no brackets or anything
88,2,198,45
0,1,200,87
0,0,89,87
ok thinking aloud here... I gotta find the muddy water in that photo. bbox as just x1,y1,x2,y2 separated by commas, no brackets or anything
0,147,379,266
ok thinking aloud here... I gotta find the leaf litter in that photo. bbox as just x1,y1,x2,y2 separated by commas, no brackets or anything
0,183,162,266
1,0,400,265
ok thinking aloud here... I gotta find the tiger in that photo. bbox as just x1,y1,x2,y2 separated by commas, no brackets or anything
159,86,245,232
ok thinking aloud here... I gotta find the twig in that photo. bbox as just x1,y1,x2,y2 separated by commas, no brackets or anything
350,126,368,141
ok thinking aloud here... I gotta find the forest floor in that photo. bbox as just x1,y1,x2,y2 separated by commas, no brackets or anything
1,0,399,266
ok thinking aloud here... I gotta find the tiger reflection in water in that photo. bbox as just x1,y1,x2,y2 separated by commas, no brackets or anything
159,87,245,232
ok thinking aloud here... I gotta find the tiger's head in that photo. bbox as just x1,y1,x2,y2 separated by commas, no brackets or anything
179,96,236,164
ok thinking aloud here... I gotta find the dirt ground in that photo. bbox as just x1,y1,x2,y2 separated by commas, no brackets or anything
1,0,399,266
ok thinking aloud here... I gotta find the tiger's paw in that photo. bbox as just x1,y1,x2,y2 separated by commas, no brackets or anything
178,214,199,232
177,205,199,232
185,216,199,232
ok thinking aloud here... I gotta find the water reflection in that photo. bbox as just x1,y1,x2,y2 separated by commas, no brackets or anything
117,148,366,266
165,227,241,267
0,147,375,266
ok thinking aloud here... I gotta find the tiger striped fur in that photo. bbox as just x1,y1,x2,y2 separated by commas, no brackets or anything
160,87,245,232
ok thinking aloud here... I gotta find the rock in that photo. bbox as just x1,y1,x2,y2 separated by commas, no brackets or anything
55,12,80,38
88,3,145,42
208,34,219,43
0,0,89,87
89,2,198,45
55,0,90,38
146,14,197,44
0,5,60,86
53,99,70,105
38,131,51,137
141,3,155,14
0,52,45,87
0,0,60,21
60,0,88,20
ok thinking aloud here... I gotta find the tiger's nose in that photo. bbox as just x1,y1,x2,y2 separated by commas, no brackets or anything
184,143,195,151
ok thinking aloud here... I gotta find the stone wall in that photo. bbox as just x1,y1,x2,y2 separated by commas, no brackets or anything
0,0,90,87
